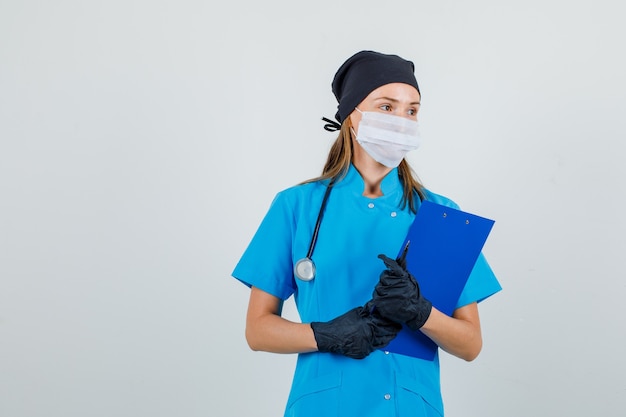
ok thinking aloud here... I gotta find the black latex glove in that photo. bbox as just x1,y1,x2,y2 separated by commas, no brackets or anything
370,254,433,330
311,306,401,359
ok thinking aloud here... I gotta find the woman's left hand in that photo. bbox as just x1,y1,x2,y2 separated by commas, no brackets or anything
368,254,432,330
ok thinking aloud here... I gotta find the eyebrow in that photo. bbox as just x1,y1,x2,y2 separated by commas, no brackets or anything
373,96,421,105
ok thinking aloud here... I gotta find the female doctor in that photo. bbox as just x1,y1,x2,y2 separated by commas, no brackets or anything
232,50,501,417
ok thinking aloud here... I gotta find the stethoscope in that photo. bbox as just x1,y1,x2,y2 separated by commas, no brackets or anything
294,182,334,281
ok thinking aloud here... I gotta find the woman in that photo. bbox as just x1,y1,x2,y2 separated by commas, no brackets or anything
232,50,501,417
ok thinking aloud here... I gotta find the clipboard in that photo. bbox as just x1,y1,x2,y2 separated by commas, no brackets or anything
382,201,495,360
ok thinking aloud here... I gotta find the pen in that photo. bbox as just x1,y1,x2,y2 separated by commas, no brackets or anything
397,240,410,267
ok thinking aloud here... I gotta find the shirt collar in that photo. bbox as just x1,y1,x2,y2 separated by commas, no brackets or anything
336,163,403,196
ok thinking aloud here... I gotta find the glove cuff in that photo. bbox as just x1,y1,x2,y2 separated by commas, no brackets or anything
310,321,332,353
406,299,433,331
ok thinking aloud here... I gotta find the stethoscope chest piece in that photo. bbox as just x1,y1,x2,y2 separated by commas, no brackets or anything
294,257,316,282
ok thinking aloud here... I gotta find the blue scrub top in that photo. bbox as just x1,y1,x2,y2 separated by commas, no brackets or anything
232,164,501,417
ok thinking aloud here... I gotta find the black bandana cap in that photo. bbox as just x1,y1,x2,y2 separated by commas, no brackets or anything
322,50,420,132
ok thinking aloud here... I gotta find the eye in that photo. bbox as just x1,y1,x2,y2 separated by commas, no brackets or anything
407,105,420,117
379,104,392,112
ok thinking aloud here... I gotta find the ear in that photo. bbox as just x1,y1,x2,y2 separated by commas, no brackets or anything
348,110,361,135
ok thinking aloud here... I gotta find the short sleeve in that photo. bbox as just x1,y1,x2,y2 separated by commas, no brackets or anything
456,252,502,308
232,192,297,300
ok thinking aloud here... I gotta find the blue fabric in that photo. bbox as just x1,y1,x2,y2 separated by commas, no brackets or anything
232,164,501,417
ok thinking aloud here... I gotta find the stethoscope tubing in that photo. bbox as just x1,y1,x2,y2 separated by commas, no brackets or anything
294,181,334,281
305,183,333,259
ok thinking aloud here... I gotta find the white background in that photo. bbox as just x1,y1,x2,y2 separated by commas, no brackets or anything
1,1,625,416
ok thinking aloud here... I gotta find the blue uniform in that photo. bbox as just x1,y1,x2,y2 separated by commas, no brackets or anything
232,164,501,417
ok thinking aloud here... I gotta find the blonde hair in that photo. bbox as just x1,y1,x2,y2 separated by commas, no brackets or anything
304,118,426,214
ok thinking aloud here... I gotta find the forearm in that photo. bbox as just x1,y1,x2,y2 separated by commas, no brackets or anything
246,312,318,354
245,286,318,354
420,303,482,361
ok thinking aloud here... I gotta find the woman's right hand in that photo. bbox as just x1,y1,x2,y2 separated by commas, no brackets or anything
311,307,401,359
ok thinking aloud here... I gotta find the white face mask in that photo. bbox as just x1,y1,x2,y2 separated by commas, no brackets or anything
352,109,422,168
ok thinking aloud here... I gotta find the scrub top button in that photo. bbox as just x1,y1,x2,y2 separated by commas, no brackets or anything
368,203,375,209
384,394,391,400
390,211,397,217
